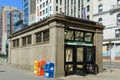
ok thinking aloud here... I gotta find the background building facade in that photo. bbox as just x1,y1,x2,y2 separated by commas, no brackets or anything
36,0,93,22
93,0,120,61
1,6,23,55
0,11,2,53
23,0,36,26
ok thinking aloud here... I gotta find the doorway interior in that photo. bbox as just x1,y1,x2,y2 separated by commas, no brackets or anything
64,45,96,76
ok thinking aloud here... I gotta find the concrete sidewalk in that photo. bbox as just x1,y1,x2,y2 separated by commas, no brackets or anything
1,59,120,80
0,64,54,80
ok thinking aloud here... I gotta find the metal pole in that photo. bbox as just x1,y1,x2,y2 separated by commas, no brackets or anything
107,50,109,64
110,47,112,72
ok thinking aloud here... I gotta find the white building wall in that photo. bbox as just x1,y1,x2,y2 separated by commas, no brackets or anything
93,0,114,14
93,0,120,61
36,0,93,22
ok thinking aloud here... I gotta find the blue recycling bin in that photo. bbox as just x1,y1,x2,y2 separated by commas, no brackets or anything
44,62,54,78
44,71,54,78
44,62,54,72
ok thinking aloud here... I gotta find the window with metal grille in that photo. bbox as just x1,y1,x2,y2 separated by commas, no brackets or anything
43,29,49,42
13,39,19,47
27,35,31,44
35,32,42,43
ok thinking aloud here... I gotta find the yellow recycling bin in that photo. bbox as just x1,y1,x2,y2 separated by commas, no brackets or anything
33,61,38,74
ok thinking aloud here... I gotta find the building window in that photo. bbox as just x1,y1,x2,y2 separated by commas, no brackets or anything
56,6,58,11
35,32,42,43
87,5,90,12
46,0,48,5
87,15,90,20
98,18,102,23
65,29,74,40
27,35,31,44
22,35,32,46
13,39,19,47
40,12,42,16
43,3,45,7
40,5,42,9
43,29,49,42
43,10,45,15
98,4,103,12
46,8,48,13
60,8,62,13
117,13,120,24
115,29,120,37
118,0,120,4
22,37,26,46
56,0,58,3
50,6,52,11
87,0,90,2
60,0,62,5
75,31,84,42
84,32,93,42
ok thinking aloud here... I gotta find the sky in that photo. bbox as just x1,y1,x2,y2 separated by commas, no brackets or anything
0,0,22,10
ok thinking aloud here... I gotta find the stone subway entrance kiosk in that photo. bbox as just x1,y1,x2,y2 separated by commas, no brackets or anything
9,14,104,78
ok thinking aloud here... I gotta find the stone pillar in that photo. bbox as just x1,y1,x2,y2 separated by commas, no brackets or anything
19,38,22,47
32,34,35,45
49,22,65,78
94,29,103,72
54,27,64,78
8,39,12,64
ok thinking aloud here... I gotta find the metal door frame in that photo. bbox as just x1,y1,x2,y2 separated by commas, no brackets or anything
64,45,96,76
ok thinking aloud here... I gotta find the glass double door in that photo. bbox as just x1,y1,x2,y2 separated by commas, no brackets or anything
65,45,95,76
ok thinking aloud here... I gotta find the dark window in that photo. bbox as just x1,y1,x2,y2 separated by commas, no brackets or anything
13,39,19,47
40,12,42,16
40,5,42,9
22,37,26,46
87,5,90,12
43,10,45,15
27,35,31,44
13,40,15,47
87,15,90,20
98,4,103,12
87,0,90,2
118,0,120,4
46,8,48,13
56,6,58,11
43,3,45,7
98,18,102,23
115,29,120,37
43,29,49,42
56,0,58,3
36,32,42,43
46,0,48,5
60,0,62,5
117,13,120,24
60,8,62,13
50,6,52,11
